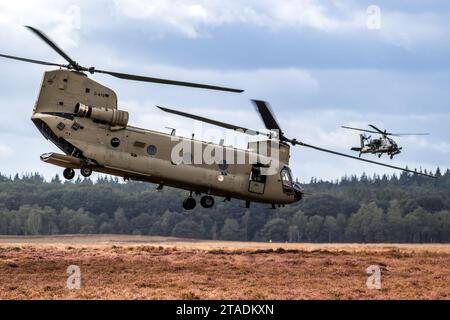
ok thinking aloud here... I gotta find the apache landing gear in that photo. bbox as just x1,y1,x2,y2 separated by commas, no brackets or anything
63,168,75,180
200,195,215,209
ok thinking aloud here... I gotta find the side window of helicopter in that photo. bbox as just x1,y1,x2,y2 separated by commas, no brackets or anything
110,137,120,148
250,166,266,183
147,145,157,156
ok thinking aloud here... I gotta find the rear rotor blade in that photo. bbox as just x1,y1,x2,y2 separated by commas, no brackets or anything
25,26,81,70
0,53,66,68
342,126,380,135
390,133,430,136
292,140,435,178
157,106,269,137
252,100,282,132
95,69,243,93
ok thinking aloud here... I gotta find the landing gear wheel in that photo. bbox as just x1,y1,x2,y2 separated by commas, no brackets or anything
378,154,382,158
390,155,394,159
63,168,75,180
200,195,215,208
183,197,197,210
80,165,92,177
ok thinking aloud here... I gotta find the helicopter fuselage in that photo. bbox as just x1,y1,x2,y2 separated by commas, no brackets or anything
31,69,303,206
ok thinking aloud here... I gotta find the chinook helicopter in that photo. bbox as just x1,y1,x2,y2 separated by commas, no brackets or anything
342,125,429,159
0,26,435,210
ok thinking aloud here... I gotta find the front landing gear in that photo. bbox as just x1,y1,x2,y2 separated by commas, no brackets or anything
63,168,75,180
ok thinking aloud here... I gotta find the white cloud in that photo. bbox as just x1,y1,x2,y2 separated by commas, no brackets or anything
1,0,447,50
110,0,450,48
269,0,362,32
0,143,14,158
112,0,364,38
0,0,82,50
402,137,450,155
377,12,450,49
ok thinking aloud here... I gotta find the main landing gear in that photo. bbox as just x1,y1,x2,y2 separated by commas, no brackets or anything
62,163,93,180
183,196,197,210
200,195,214,209
63,168,75,180
182,193,215,210
80,164,93,177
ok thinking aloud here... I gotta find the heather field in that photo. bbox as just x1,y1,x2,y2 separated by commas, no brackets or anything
0,235,448,299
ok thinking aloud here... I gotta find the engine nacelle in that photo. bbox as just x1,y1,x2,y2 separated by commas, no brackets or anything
75,103,129,127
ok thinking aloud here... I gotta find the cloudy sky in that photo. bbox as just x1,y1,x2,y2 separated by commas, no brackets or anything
0,0,449,182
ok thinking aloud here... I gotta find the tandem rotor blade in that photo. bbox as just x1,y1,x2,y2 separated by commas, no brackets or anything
0,53,67,68
252,100,282,132
291,140,435,178
341,126,380,135
157,106,270,137
21,26,244,93
95,69,244,93
25,25,81,70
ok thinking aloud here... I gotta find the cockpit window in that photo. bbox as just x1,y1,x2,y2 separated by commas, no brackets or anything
281,167,293,187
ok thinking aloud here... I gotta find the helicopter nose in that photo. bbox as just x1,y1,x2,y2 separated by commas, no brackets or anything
293,183,304,201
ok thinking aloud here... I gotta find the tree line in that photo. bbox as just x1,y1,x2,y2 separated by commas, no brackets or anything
0,169,449,243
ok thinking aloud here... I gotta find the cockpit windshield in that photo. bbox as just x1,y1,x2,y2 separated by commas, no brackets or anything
281,167,293,188
281,166,304,200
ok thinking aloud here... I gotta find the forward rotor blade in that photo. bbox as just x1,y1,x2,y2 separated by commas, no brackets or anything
157,106,269,137
0,53,66,68
368,124,386,135
25,26,81,70
292,140,435,178
252,100,282,131
341,126,380,135
24,26,243,93
95,69,243,93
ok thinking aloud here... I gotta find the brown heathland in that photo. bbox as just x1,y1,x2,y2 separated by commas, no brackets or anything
0,235,448,300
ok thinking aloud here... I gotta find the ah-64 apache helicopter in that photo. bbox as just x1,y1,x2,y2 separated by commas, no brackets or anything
342,125,429,159
0,26,435,210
